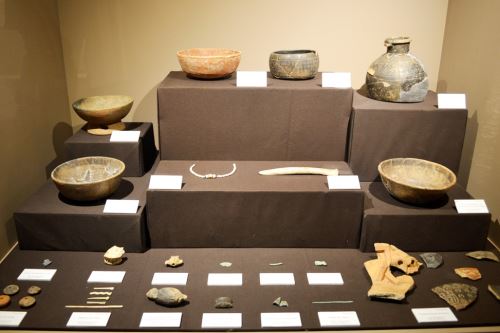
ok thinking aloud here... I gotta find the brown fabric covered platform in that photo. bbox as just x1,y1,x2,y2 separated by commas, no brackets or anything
359,182,491,252
157,71,353,161
0,247,498,331
147,161,363,248
348,90,467,181
14,176,149,252
65,122,157,177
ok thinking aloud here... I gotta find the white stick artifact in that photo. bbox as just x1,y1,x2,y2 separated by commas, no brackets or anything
258,167,339,176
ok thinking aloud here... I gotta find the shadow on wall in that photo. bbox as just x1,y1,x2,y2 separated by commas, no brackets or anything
45,122,74,178
437,79,478,187
133,82,160,150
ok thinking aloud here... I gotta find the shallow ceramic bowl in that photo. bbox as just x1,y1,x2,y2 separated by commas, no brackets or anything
51,156,125,201
269,50,319,80
72,95,133,126
177,48,241,79
378,158,456,205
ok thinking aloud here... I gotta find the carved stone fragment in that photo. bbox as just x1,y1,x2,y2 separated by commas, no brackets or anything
431,283,478,310
466,251,499,262
273,297,289,307
454,267,482,281
146,287,188,307
419,252,443,269
215,297,233,309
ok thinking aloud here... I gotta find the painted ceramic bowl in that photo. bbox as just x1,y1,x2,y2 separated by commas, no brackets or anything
51,156,125,201
72,95,133,126
269,50,319,80
378,158,456,205
177,48,241,79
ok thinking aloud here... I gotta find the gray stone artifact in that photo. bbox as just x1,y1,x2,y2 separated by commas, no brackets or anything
146,287,188,307
269,50,319,80
214,296,233,309
103,245,125,265
419,252,443,269
3,284,19,296
431,283,478,310
273,297,288,307
378,158,456,205
366,36,428,102
51,156,125,201
165,255,184,267
466,251,499,262
19,296,36,308
454,267,482,280
27,286,42,295
488,285,500,301
42,259,52,267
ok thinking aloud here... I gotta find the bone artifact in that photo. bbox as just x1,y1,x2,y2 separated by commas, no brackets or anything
42,259,52,267
488,285,500,301
431,283,477,310
104,245,125,265
314,260,328,266
19,296,36,308
465,251,499,262
269,262,283,266
93,287,115,290
273,297,288,307
0,295,10,308
90,291,112,296
27,286,41,295
219,262,232,267
189,163,237,179
87,301,106,305
454,267,482,281
88,296,110,300
65,305,123,309
3,284,19,296
259,167,339,176
419,252,443,269
165,255,184,267
312,300,353,304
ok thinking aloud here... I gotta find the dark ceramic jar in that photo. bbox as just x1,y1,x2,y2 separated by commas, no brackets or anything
269,50,319,80
366,37,428,102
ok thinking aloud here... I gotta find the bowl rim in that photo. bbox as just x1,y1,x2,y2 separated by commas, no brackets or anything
72,95,134,112
176,48,241,59
377,157,457,191
271,49,317,55
51,156,125,185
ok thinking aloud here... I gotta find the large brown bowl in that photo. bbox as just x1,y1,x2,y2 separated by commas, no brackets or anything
378,158,456,205
177,48,241,79
72,95,133,126
51,156,125,201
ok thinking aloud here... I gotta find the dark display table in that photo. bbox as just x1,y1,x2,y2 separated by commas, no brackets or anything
14,176,149,252
359,182,491,252
147,161,363,248
64,122,157,177
0,247,498,331
157,71,353,161
348,90,467,181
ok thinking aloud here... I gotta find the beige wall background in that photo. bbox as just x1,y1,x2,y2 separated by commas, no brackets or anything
57,0,448,144
0,0,71,257
438,0,500,246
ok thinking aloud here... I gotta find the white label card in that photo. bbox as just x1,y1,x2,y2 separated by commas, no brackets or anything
201,313,242,328
87,271,126,283
261,312,302,328
110,130,140,142
236,71,267,87
152,272,188,286
149,175,183,190
322,72,352,88
259,273,295,285
318,311,360,327
455,199,489,214
0,312,27,327
103,199,139,214
307,273,344,285
67,312,111,327
139,312,182,328
17,268,57,281
411,307,458,323
207,273,242,286
437,93,466,109
327,175,361,190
